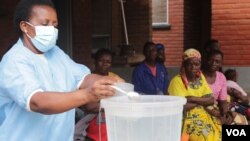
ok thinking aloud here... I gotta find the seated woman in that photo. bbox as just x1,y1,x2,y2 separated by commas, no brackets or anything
168,48,221,141
202,50,228,122
75,48,120,141
203,50,248,125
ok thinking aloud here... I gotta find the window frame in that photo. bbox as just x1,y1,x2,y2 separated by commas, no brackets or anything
152,0,171,29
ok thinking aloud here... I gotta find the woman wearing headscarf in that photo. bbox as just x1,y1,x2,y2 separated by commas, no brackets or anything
168,48,221,141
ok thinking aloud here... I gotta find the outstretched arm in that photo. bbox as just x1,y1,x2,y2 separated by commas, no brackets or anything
30,74,121,114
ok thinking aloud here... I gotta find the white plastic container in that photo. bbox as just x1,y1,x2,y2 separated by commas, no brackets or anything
101,95,186,141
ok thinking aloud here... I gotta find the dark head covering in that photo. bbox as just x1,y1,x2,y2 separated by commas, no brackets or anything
155,43,165,51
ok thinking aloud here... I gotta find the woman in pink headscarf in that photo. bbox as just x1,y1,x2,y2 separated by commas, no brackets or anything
168,48,221,141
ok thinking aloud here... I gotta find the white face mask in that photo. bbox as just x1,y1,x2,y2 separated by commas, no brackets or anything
25,22,58,52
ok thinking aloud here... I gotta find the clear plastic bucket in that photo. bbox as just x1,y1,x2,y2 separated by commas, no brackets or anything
101,95,186,141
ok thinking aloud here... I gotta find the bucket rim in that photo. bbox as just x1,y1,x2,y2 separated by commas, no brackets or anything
101,95,187,108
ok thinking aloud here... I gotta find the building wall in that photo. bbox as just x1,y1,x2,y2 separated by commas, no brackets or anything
71,0,151,67
71,0,92,68
152,0,184,67
212,0,250,66
125,0,151,54
0,0,151,68
111,0,123,54
0,1,19,60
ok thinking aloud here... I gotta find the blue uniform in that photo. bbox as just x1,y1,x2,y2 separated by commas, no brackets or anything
132,62,169,95
0,39,90,141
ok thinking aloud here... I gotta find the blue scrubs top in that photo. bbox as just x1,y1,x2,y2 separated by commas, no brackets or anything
132,62,169,95
0,39,90,141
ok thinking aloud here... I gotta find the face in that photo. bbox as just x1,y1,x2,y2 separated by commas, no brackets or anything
207,54,223,72
95,54,112,75
157,49,165,62
184,58,201,77
145,45,157,61
20,5,58,38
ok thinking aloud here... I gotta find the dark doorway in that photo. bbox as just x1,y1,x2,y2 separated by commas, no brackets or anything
53,0,72,56
184,0,211,54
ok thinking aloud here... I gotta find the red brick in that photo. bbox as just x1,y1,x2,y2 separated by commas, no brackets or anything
153,0,184,66
212,0,250,65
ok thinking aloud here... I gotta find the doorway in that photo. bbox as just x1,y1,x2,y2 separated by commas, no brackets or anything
53,0,72,56
183,0,211,54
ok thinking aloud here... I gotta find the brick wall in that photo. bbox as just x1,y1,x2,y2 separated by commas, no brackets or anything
1,0,152,68
72,0,151,67
153,0,184,67
111,0,123,53
124,0,151,53
212,0,250,66
71,0,92,68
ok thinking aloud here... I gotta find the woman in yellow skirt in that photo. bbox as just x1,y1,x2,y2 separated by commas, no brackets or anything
168,48,221,141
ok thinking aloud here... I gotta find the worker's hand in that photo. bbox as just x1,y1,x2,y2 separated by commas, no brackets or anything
81,74,125,102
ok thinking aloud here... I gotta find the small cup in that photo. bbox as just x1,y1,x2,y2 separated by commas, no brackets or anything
114,82,134,96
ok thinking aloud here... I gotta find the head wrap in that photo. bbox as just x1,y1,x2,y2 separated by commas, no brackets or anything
181,48,202,89
155,43,165,50
183,48,201,61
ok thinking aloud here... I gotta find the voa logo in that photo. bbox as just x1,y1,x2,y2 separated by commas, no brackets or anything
226,129,246,136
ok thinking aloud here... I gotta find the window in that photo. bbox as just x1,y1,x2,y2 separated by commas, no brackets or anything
91,0,112,53
152,0,170,29
92,34,110,53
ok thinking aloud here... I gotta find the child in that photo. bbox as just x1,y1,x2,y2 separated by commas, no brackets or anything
224,69,250,121
224,69,249,106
